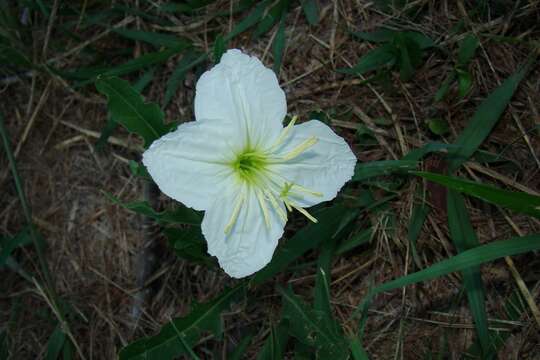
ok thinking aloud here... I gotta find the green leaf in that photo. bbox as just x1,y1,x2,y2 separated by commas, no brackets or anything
45,325,66,360
447,59,533,171
412,171,540,218
272,15,286,73
457,34,479,66
314,238,339,336
113,29,191,49
279,287,348,358
394,32,421,81
53,46,188,82
456,68,473,97
300,0,319,25
119,284,245,360
427,118,450,135
337,44,396,76
357,233,540,325
349,337,369,360
335,228,372,255
0,228,32,267
224,1,268,41
447,190,490,354
95,76,168,147
163,51,206,108
0,43,32,68
407,204,428,268
405,31,436,50
256,321,289,360
105,193,202,225
352,28,395,43
434,72,455,102
96,68,156,151
352,160,417,181
251,205,350,285
253,0,289,38
213,35,226,63
227,335,253,360
164,227,214,266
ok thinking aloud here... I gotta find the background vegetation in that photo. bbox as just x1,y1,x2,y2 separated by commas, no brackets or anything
1,0,539,358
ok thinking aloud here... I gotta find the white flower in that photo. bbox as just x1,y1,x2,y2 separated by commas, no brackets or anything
143,49,357,278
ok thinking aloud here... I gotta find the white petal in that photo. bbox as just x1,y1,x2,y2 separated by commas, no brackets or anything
201,185,285,278
194,49,286,149
142,119,237,211
270,120,357,207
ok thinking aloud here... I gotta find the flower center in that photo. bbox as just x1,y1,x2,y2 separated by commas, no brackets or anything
230,148,268,184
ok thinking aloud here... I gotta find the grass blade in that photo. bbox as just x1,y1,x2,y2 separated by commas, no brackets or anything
413,171,540,218
119,284,245,360
272,15,286,73
447,190,490,355
356,233,540,335
447,58,534,171
250,205,350,285
352,160,417,181
256,321,289,360
300,0,319,25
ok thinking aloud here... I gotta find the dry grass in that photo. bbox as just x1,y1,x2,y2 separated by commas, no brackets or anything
1,0,540,359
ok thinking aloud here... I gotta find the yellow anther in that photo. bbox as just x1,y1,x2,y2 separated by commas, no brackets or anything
224,193,245,234
282,136,318,161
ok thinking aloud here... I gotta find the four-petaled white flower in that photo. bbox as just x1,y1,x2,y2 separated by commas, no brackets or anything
143,49,357,278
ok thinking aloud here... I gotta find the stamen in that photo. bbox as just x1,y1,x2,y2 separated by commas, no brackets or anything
282,136,318,161
224,193,245,234
256,189,271,229
271,115,297,149
291,204,318,223
264,189,287,222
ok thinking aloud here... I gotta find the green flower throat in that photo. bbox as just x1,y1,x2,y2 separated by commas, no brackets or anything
230,148,268,184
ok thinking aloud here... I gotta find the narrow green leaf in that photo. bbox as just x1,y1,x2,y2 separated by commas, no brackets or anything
434,72,455,102
427,118,450,135
395,32,421,81
337,44,396,76
447,59,533,171
113,29,191,49
119,284,245,360
213,35,226,63
300,0,319,25
447,190,490,354
256,321,289,360
95,76,168,147
227,335,253,360
279,287,348,358
335,228,372,255
412,171,540,218
272,15,286,73
352,28,395,43
457,34,479,66
224,1,268,41
352,160,417,181
105,193,202,225
163,52,206,107
457,69,473,97
254,0,289,38
250,205,349,285
349,337,369,360
407,204,428,268
164,227,214,266
45,325,66,360
357,233,540,323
